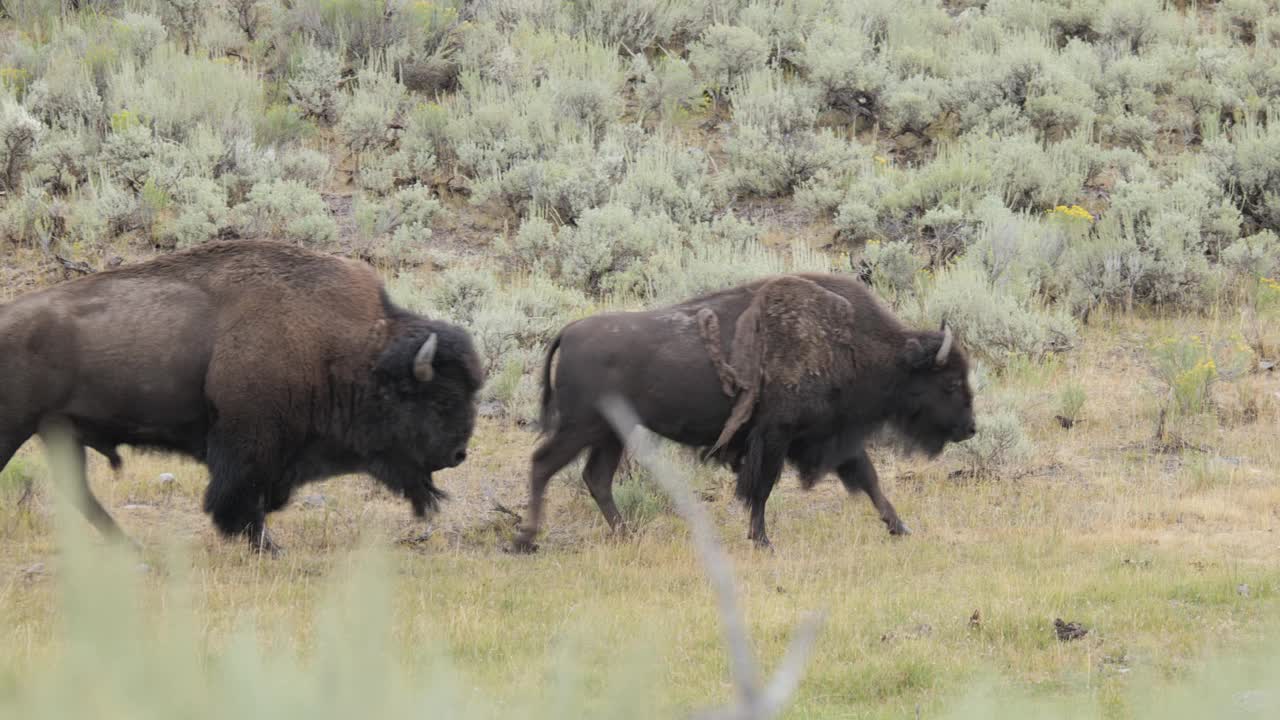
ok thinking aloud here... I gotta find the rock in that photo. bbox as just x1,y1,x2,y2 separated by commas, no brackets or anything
157,473,176,485
1054,618,1088,641
1259,360,1275,372
1237,583,1251,598
22,563,45,578
107,256,124,268
477,400,504,418
301,494,327,510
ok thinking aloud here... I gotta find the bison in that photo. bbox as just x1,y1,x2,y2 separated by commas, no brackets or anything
0,240,484,553
511,273,976,552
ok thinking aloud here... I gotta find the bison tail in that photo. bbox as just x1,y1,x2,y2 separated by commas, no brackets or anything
537,331,563,436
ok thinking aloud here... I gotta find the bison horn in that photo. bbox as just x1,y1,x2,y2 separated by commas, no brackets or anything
414,333,438,382
935,324,953,368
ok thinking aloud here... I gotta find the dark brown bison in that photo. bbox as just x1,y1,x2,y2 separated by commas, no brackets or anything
0,240,484,553
511,273,975,551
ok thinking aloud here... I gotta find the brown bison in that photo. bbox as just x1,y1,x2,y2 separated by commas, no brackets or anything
0,240,484,553
511,273,975,551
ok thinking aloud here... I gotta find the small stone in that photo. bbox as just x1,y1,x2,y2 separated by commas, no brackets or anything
22,563,45,577
157,473,176,485
301,494,327,509
1237,583,1251,598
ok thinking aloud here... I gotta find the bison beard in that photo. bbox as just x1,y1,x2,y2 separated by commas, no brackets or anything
0,240,484,554
511,273,976,552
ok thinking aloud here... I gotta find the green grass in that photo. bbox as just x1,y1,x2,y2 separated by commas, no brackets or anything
1,319,1278,718
4,0,1280,716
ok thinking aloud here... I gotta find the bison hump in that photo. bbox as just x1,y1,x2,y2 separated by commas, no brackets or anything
708,275,856,455
755,275,856,388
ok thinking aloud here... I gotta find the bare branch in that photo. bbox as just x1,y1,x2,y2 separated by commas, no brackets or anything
597,394,827,720
598,394,761,701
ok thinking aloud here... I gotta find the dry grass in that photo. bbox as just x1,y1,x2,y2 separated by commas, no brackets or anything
1,308,1278,717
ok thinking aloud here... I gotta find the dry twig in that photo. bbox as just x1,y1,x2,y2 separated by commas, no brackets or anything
597,395,826,720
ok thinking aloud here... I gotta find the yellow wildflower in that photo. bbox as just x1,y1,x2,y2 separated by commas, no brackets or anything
1048,204,1094,222
874,155,888,165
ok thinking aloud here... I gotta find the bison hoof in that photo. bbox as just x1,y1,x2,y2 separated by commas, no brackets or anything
507,535,540,554
751,537,775,553
248,527,285,556
887,520,912,537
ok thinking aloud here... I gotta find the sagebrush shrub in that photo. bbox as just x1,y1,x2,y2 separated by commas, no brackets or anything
24,51,104,131
1222,230,1280,280
797,21,887,121
611,135,714,225
631,53,703,126
255,103,316,148
0,96,42,192
461,274,591,405
361,183,441,255
113,12,169,64
234,178,336,246
881,74,946,137
109,46,262,144
643,224,830,306
162,176,229,248
279,147,331,190
288,43,343,124
337,67,409,158
28,127,90,194
724,69,856,197
910,255,1077,367
499,212,558,274
556,203,682,295
427,265,499,325
688,24,769,97
948,402,1032,478
281,0,414,64
862,239,924,306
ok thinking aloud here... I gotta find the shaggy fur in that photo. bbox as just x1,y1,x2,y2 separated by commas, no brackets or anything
0,240,484,553
511,272,977,552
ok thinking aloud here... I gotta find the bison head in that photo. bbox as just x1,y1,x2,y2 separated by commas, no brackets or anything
892,321,976,457
368,321,485,514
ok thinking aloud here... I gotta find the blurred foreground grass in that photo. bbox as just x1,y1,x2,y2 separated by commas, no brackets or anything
0,444,1278,717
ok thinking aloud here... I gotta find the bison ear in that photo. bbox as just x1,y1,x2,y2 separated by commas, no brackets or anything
413,333,438,383
901,337,930,370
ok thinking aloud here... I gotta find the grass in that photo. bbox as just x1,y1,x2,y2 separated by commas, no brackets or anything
4,0,1280,715
1,314,1278,718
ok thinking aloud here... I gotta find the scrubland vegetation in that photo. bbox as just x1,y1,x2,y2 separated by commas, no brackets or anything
2,0,1280,717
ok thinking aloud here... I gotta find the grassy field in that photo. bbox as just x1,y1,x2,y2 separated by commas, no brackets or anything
2,311,1278,718
4,0,1280,716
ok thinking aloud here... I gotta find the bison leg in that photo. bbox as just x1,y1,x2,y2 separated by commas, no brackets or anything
204,443,284,556
205,485,281,556
836,449,910,536
510,428,591,554
583,436,626,536
740,430,787,551
0,426,33,476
